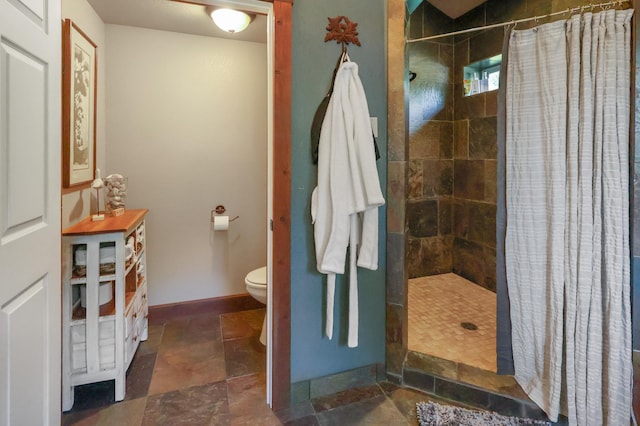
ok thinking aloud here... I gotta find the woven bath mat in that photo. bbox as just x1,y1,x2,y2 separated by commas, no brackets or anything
416,401,551,426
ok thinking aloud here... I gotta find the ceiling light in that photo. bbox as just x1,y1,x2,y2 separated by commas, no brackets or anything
209,8,253,34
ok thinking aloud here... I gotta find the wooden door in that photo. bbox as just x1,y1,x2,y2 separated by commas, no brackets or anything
0,0,62,424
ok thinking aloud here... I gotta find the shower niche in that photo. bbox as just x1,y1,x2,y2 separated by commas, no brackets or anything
463,54,502,96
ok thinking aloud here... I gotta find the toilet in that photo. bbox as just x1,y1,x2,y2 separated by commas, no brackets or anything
245,266,267,345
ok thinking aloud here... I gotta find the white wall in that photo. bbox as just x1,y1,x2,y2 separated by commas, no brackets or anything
61,0,107,229
105,25,268,306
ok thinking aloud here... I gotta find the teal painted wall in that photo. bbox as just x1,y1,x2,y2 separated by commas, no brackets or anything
290,0,388,382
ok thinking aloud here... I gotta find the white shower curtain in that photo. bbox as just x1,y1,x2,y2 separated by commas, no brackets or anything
505,9,633,425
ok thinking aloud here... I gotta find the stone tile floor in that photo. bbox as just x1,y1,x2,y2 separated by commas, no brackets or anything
62,307,458,425
408,273,497,372
61,305,640,424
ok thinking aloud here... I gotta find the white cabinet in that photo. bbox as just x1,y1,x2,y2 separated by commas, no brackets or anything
61,209,149,411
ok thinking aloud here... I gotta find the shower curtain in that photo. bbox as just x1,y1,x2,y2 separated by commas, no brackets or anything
504,9,633,425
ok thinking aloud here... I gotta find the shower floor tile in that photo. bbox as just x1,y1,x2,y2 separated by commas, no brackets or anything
408,273,497,372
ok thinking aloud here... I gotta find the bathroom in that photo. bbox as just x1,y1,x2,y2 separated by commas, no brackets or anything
5,0,640,422
65,0,639,412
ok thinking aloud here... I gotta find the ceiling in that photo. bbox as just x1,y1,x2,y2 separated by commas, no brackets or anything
427,0,487,19
86,0,267,44
87,0,486,45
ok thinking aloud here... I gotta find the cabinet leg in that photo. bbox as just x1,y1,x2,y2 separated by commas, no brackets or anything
115,376,125,402
62,384,74,412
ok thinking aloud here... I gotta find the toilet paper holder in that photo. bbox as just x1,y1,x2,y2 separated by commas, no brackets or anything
210,205,239,223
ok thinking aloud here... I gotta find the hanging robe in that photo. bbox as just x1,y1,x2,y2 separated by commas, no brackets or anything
311,59,385,348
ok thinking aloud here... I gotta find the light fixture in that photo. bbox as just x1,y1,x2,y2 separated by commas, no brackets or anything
208,7,254,34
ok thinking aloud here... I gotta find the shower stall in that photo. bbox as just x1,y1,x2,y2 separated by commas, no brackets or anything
393,0,638,420
406,5,501,373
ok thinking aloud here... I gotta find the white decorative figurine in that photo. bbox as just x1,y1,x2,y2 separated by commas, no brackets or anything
91,168,105,221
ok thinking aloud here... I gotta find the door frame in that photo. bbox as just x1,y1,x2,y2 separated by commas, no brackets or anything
267,0,291,412
201,0,292,410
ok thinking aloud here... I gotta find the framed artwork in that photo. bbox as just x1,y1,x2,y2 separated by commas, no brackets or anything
62,19,97,189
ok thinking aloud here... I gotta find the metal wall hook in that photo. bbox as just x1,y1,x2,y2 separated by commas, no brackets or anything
325,16,361,54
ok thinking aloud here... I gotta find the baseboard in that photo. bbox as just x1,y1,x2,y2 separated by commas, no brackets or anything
148,293,264,322
290,363,385,405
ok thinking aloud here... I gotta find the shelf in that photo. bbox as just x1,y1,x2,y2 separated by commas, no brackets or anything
70,262,117,284
124,291,136,314
72,298,116,321
70,291,137,321
70,314,115,327
62,209,149,236
69,255,141,284
125,259,136,276
70,274,116,285
463,54,502,97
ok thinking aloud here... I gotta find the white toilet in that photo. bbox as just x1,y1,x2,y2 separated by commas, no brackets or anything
245,266,267,345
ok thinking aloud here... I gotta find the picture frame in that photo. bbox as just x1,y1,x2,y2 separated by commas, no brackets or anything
62,19,97,189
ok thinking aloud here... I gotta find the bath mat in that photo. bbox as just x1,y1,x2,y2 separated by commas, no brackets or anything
416,401,551,426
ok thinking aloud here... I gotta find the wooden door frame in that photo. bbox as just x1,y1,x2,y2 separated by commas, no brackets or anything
265,0,292,412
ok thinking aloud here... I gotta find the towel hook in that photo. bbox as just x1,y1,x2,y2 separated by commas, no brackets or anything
325,16,361,55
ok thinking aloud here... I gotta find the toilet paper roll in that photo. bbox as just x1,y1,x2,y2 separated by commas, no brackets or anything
213,215,229,231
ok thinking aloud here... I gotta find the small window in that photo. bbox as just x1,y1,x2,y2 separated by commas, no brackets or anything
463,55,502,96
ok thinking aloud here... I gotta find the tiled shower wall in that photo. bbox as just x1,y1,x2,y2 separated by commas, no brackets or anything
406,33,455,279
407,3,499,291
451,29,500,291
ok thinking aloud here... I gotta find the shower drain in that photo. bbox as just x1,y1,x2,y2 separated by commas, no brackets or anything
460,322,478,331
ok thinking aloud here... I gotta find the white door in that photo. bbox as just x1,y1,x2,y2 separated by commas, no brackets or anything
0,0,62,424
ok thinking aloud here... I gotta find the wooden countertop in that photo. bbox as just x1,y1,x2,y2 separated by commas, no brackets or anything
62,209,148,236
